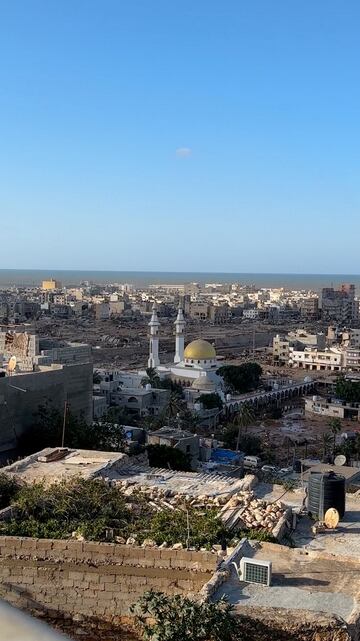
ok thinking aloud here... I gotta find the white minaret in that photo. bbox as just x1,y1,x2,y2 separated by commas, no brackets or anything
148,304,160,368
174,307,186,363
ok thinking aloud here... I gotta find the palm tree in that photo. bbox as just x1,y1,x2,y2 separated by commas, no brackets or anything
322,432,333,461
141,367,161,388
328,418,342,458
233,403,255,452
166,392,185,422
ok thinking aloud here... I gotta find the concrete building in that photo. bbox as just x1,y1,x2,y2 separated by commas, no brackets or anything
289,346,343,371
273,330,326,365
243,308,259,320
2,447,129,484
300,296,319,319
109,300,125,316
0,363,93,452
147,427,200,468
42,279,62,291
321,284,356,322
344,347,360,371
95,302,110,320
305,395,360,421
188,301,209,321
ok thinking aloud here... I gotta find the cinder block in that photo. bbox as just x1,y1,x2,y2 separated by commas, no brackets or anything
62,579,74,588
20,538,38,551
68,571,84,581
100,575,116,583
36,539,54,550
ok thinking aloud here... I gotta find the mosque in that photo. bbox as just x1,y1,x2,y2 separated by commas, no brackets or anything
147,305,223,394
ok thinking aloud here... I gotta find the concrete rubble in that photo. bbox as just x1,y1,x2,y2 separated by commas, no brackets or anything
113,473,289,540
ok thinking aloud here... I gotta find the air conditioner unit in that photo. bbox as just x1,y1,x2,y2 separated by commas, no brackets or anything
239,557,272,586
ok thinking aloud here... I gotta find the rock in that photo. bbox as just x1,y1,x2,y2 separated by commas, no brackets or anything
159,541,168,548
142,538,157,548
115,536,126,544
172,543,183,550
126,537,137,545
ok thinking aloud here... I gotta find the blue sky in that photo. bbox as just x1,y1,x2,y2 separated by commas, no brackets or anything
0,0,359,273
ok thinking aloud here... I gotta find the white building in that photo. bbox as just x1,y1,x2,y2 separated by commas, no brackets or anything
289,346,344,372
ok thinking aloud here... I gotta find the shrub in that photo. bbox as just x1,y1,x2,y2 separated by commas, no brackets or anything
131,591,241,641
147,444,192,471
0,473,21,510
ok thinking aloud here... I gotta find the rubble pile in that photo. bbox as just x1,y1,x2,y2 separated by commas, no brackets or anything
219,491,286,532
114,479,286,535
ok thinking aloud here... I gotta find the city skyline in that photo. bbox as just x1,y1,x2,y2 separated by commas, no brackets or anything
1,1,359,272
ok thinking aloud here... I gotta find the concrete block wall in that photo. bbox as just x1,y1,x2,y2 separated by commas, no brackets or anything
0,537,218,623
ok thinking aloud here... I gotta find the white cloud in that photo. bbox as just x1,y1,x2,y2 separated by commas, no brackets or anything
175,147,192,158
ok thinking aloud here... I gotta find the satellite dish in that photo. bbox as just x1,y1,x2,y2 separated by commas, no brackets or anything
324,507,340,529
7,356,17,373
334,454,347,467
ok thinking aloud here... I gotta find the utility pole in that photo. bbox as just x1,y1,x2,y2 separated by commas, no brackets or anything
61,399,67,448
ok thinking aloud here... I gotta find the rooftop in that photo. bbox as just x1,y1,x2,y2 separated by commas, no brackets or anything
150,426,195,440
302,463,360,483
214,540,360,622
3,448,129,484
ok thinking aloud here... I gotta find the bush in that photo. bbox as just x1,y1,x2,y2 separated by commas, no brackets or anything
131,591,241,641
222,427,262,455
0,473,21,510
198,393,223,410
19,403,127,454
218,363,262,393
146,507,227,549
0,477,151,541
147,444,192,471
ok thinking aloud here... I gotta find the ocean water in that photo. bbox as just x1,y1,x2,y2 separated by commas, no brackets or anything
0,269,360,292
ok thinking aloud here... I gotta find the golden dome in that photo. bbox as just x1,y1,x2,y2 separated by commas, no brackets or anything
184,339,216,360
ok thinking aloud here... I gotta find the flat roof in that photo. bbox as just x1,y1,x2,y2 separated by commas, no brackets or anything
214,540,360,622
150,427,195,440
302,463,360,482
3,448,128,484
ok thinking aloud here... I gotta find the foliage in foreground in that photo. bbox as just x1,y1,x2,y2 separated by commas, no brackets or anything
0,473,21,510
0,476,142,540
131,591,242,641
0,477,226,547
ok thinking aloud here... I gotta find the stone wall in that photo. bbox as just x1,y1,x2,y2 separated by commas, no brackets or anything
0,536,217,623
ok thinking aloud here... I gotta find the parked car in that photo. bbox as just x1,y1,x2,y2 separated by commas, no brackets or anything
243,455,261,470
279,466,293,475
261,465,278,474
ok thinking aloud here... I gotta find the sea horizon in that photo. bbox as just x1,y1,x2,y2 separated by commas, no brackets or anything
0,269,360,292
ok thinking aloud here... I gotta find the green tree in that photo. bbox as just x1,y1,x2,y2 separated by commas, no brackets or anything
131,591,241,641
222,422,262,455
322,432,333,460
231,403,255,451
329,418,342,457
21,402,127,454
335,378,360,403
197,393,223,410
217,363,262,393
0,473,21,510
147,444,192,471
166,392,186,420
141,367,161,388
